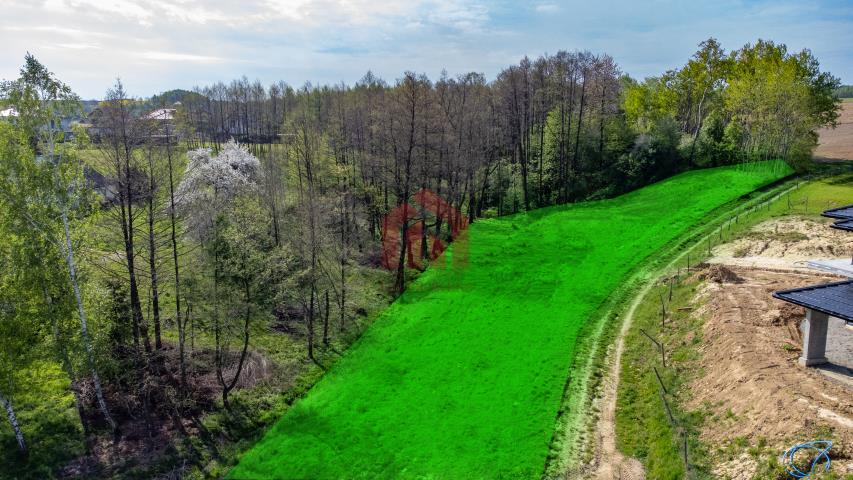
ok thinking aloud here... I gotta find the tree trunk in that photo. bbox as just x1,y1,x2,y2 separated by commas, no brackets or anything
0,392,26,454
395,83,417,294
213,242,224,402
598,84,607,167
323,290,330,347
563,70,576,203
689,87,709,166
54,321,90,448
147,150,162,350
519,141,529,211
538,115,545,207
220,278,252,410
339,195,348,332
61,210,117,433
395,205,409,293
571,70,587,199
120,163,151,354
44,286,90,448
307,285,315,361
165,125,186,392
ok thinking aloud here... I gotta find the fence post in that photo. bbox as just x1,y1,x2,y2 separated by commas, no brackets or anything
669,276,674,302
641,329,666,368
655,369,674,423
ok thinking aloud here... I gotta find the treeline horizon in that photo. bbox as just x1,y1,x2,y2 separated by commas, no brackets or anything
78,73,853,104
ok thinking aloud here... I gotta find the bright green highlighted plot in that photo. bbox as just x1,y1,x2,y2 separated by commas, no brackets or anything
229,161,790,479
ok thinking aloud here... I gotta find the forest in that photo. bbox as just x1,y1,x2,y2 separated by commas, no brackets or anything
0,37,841,477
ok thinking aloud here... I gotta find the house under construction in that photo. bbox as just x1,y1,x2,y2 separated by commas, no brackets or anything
774,204,853,369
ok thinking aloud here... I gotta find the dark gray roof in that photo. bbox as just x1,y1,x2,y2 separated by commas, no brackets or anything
823,204,853,220
832,219,853,232
773,280,853,322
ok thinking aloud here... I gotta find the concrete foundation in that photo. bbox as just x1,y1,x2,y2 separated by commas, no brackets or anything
799,309,829,367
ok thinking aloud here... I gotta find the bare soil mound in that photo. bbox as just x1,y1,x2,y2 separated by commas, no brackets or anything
711,216,853,269
687,267,853,474
697,264,743,284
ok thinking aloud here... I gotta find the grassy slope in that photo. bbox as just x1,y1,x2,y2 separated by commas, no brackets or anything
228,161,790,480
615,170,853,480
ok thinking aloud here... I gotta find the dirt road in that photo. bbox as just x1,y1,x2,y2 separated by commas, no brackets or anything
588,289,646,480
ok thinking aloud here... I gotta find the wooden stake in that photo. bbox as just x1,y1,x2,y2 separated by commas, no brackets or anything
653,366,674,423
669,276,674,302
641,328,666,368
653,365,668,395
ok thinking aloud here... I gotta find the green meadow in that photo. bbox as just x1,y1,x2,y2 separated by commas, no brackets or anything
228,161,791,479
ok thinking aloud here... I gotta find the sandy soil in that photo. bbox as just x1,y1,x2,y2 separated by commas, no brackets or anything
709,216,853,270
814,101,853,161
694,214,853,478
687,266,853,478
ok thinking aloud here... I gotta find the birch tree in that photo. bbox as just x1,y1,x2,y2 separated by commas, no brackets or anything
1,54,117,433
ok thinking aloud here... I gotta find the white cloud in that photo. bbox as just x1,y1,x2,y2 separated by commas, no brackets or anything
535,3,559,13
47,0,156,25
50,43,102,50
139,51,225,63
426,1,489,33
2,24,113,38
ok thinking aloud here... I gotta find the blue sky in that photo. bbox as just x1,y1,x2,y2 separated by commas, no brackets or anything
1,0,851,99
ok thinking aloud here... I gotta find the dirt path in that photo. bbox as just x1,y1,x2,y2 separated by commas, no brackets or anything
589,285,647,480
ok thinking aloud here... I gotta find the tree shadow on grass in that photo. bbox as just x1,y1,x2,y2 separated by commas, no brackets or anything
0,414,84,480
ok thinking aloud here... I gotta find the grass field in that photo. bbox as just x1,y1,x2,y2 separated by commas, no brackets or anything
228,161,791,480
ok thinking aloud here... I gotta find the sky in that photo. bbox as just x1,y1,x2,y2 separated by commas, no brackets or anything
1,0,851,99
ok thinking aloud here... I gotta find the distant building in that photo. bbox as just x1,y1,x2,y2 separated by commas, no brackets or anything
144,104,180,144
0,106,85,140
145,108,176,121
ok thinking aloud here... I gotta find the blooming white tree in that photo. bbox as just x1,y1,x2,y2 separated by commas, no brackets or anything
175,139,264,409
176,139,261,240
